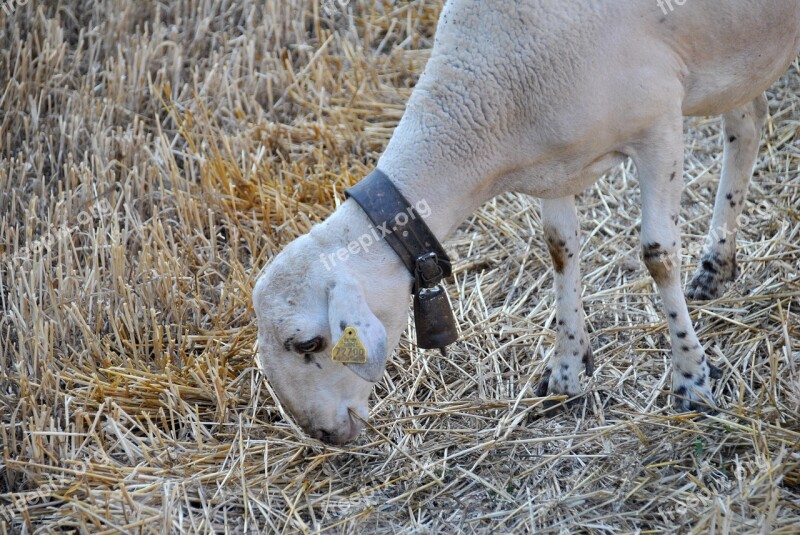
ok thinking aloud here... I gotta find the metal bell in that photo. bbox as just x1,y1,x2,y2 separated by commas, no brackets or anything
413,284,458,349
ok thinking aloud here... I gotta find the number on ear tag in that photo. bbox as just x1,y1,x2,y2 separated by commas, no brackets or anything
331,326,367,364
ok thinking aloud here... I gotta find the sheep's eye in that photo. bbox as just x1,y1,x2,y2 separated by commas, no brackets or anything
293,337,325,353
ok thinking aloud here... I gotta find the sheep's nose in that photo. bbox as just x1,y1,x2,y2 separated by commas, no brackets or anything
312,427,353,445
311,411,364,445
317,430,338,444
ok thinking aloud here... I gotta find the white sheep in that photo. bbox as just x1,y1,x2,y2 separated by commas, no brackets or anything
253,0,800,444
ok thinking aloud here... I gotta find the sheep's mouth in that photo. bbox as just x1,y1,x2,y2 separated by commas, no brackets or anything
312,413,363,445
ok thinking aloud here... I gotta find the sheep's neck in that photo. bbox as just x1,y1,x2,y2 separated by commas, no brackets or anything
375,146,499,243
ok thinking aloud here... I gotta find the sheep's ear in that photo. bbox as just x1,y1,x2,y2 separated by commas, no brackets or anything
327,278,388,383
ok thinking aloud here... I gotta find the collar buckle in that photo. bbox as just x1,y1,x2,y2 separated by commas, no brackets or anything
414,252,444,289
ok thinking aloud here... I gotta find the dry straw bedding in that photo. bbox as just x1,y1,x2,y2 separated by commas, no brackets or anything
0,1,798,533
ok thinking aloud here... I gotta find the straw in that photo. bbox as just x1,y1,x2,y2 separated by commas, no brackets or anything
1,1,798,532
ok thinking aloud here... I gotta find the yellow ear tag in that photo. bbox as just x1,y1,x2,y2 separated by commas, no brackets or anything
331,326,367,364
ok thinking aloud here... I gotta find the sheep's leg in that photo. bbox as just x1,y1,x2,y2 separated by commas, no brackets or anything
536,196,593,406
636,116,720,412
687,93,768,301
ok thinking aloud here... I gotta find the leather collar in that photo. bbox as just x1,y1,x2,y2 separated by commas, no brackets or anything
345,169,458,349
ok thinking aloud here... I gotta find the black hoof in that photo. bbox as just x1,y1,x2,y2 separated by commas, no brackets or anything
535,369,551,398
541,395,583,414
582,347,595,376
677,400,718,416
673,387,718,415
708,363,722,380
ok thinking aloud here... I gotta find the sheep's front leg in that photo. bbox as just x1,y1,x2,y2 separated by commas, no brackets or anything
687,94,768,301
635,119,721,412
536,196,593,406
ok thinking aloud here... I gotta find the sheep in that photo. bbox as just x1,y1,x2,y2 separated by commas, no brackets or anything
252,0,800,445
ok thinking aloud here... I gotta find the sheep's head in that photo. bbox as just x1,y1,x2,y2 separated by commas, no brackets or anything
252,215,411,445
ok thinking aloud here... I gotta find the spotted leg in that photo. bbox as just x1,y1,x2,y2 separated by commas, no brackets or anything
687,94,768,301
536,196,594,407
635,114,719,412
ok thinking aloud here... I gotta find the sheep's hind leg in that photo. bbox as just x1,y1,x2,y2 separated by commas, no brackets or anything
687,93,768,301
536,196,594,409
635,115,720,412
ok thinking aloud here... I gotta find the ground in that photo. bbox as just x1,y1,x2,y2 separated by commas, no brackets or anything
1,1,799,533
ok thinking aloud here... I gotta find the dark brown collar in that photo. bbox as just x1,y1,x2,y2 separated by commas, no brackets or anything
345,169,458,349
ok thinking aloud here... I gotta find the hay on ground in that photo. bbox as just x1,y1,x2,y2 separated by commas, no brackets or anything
1,1,798,533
